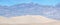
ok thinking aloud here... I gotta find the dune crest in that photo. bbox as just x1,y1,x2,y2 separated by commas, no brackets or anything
0,15,58,24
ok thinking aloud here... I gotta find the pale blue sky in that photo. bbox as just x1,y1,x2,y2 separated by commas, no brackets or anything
0,0,60,6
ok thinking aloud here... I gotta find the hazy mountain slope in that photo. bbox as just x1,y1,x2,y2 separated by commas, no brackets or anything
0,3,60,20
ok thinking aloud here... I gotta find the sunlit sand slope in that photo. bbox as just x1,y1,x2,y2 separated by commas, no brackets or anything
0,15,59,25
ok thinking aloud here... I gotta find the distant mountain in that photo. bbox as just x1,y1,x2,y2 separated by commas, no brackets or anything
0,3,60,20
55,3,60,8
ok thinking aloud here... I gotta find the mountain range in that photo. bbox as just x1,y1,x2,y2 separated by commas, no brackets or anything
0,3,60,20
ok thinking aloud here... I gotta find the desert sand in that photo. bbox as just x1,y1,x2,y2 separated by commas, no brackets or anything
0,15,60,25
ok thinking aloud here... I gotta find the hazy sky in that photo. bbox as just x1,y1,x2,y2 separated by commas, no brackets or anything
0,0,60,6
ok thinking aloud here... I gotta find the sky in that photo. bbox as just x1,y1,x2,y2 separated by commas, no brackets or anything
0,0,60,6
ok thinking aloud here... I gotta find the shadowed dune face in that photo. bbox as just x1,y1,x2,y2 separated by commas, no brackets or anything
0,15,58,24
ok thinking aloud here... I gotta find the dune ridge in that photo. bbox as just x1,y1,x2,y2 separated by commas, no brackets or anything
0,15,59,25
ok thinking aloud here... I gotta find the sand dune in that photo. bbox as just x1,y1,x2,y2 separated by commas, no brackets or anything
0,15,60,25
